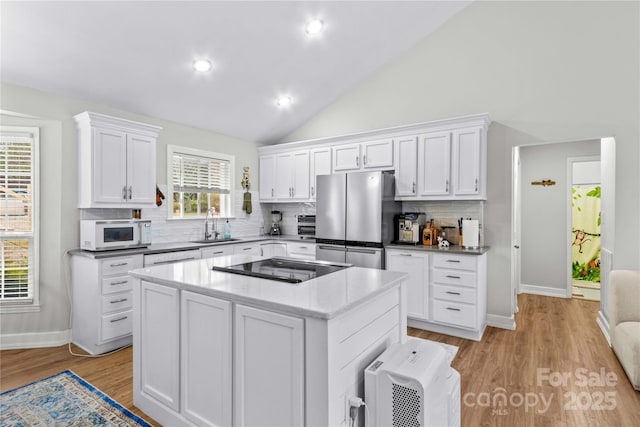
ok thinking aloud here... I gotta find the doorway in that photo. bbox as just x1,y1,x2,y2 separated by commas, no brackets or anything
568,157,601,301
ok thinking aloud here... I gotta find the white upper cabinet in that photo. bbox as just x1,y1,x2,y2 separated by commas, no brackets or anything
394,136,418,197
259,154,276,201
75,112,161,208
275,150,310,201
453,127,484,197
332,138,393,172
418,131,452,197
309,147,331,201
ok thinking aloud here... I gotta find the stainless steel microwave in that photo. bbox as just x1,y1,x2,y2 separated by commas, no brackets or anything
80,219,152,251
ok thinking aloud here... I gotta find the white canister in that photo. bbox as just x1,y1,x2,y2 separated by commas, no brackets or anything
462,220,480,248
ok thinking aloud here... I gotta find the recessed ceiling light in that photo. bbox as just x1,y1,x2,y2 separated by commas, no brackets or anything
305,19,324,35
276,96,293,108
193,59,213,72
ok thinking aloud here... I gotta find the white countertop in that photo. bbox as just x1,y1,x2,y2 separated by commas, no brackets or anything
129,255,407,320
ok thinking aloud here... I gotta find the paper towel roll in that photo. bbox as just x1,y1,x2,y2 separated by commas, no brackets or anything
462,220,480,248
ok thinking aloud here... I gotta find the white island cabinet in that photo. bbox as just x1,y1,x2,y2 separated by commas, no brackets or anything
130,255,407,426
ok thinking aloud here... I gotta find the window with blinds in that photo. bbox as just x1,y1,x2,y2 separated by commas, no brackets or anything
0,127,39,304
168,145,235,219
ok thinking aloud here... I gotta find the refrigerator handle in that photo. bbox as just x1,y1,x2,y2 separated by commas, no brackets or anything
346,247,378,254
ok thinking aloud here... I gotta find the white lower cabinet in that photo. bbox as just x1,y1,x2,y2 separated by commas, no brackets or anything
386,250,487,341
260,242,288,257
286,242,316,260
233,242,262,255
71,253,142,355
138,281,180,412
385,249,429,320
181,291,232,426
234,305,304,427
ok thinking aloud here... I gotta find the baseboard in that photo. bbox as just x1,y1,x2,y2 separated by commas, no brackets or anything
520,283,568,298
596,311,611,346
0,329,71,350
487,313,516,330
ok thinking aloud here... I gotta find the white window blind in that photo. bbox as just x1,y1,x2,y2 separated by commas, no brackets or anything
0,128,38,304
167,145,235,219
172,153,231,194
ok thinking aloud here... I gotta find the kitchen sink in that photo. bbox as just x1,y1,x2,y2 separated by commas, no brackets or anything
191,238,240,244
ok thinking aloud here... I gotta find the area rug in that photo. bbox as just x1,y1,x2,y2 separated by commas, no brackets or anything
0,370,151,426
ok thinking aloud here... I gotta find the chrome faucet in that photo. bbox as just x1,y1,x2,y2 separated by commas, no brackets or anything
204,207,219,240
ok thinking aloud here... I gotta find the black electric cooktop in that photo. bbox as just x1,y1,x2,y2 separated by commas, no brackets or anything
211,257,349,284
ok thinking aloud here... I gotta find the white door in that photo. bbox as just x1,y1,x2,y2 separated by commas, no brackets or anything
139,281,180,412
599,137,615,326
333,143,360,172
309,147,331,200
181,291,232,427
234,305,304,427
511,147,521,314
291,150,310,200
362,138,394,169
453,127,481,196
386,250,429,320
394,136,418,197
259,155,276,201
275,152,294,199
418,131,451,196
126,133,156,205
92,127,127,204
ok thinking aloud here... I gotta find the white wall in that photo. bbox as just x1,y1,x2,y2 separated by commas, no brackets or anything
283,1,640,321
0,83,261,340
519,140,600,294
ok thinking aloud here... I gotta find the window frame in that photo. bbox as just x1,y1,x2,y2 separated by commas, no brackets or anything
0,126,40,312
167,144,235,220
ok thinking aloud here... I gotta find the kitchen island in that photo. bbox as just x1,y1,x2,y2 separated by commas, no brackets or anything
129,255,407,426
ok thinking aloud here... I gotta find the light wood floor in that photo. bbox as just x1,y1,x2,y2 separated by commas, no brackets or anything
1,294,639,426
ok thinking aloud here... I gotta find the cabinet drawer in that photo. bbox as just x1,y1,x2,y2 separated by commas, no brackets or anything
101,291,133,314
431,300,476,330
431,284,476,304
287,242,316,259
101,275,133,295
200,246,234,259
100,310,133,342
143,250,200,267
431,269,476,288
101,255,143,276
432,253,476,271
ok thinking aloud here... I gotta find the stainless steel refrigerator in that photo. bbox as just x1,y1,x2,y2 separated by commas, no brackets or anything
315,171,400,268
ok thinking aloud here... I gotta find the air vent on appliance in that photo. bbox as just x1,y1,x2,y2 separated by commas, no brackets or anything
392,383,421,427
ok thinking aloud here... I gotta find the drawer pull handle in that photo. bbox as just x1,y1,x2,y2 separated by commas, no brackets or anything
298,246,307,249
213,251,224,254
110,262,129,267
446,291,461,295
110,280,128,286
446,307,461,312
446,260,460,263
242,248,252,251
110,316,128,323
400,253,412,257
110,298,128,304
446,275,461,279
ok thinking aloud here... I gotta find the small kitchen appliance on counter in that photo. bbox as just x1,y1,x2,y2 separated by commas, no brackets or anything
270,210,282,235
395,212,426,244
80,219,151,251
462,219,480,248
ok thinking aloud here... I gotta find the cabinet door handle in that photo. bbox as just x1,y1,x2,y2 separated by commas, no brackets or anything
271,188,274,197
128,186,132,199
412,182,416,193
446,291,461,295
110,298,128,304
446,259,460,263
363,154,367,165
399,253,412,257
122,186,127,200
446,179,449,192
446,307,461,312
292,187,295,197
110,316,128,323
110,280,129,286
356,156,359,167
311,186,315,197
213,251,224,255
242,247,252,251
446,275,461,279
298,246,307,249
475,178,478,192
109,262,129,267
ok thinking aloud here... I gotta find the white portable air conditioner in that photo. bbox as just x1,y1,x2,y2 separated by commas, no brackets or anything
365,338,460,427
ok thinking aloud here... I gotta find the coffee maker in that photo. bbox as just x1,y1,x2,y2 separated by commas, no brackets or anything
396,213,426,243
270,210,282,235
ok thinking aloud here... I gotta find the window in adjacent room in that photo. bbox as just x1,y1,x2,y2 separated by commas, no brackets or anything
168,145,235,219
0,126,39,309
